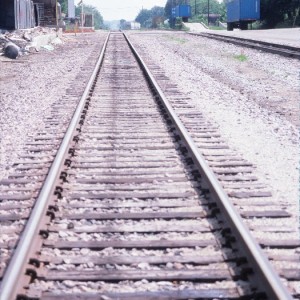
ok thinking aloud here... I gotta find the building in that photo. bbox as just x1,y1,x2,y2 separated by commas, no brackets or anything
0,0,34,30
0,0,61,30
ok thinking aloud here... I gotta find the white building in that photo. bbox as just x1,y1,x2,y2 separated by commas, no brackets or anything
130,22,141,30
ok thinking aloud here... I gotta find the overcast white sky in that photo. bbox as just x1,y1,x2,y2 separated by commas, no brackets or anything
79,0,167,21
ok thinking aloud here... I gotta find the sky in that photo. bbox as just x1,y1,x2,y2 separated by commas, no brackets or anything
79,0,168,21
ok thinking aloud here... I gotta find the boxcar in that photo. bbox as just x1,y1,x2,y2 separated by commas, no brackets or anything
226,0,260,30
172,5,192,22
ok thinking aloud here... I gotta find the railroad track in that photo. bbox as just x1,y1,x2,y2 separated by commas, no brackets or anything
189,32,300,59
0,32,298,299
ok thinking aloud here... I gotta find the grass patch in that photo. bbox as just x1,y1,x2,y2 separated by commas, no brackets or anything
234,54,247,62
208,25,226,30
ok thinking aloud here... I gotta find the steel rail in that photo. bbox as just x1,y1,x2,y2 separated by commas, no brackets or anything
189,32,300,59
0,33,110,300
124,32,293,300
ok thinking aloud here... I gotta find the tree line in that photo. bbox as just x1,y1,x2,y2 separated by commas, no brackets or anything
135,6,165,28
260,0,299,28
58,0,299,29
164,0,300,28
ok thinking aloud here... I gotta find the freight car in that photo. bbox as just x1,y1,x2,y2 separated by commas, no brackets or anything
172,4,192,22
226,0,260,31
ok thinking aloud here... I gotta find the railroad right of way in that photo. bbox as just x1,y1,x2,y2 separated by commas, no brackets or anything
0,31,299,299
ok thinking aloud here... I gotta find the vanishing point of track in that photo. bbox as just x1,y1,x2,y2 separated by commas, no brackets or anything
0,32,297,299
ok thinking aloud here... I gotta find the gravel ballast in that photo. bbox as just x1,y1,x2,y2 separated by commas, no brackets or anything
0,29,299,229
128,31,299,230
0,30,299,297
0,31,108,180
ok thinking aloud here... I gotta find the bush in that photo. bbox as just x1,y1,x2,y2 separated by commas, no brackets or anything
174,17,183,30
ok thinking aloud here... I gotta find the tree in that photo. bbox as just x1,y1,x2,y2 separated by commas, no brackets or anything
165,0,183,19
135,6,165,28
135,9,152,27
120,19,127,30
151,6,165,17
190,0,223,16
58,0,68,14
164,0,171,19
260,0,300,28
219,1,226,22
165,0,224,25
75,4,104,29
165,0,222,18
150,6,165,27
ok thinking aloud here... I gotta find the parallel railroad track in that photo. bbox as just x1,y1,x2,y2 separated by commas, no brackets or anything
0,32,299,299
189,32,300,59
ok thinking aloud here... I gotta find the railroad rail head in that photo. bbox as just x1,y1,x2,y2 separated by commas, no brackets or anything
189,32,300,60
124,32,294,300
0,31,295,300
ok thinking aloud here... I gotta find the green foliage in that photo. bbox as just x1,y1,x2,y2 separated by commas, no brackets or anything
234,54,247,62
75,4,103,29
164,0,299,29
260,0,300,28
92,11,103,30
120,19,127,29
175,17,183,29
165,0,224,18
58,0,68,14
164,0,172,18
190,12,206,23
191,0,223,15
151,6,165,17
135,6,165,28
209,25,226,30
219,1,226,22
165,0,225,26
198,0,300,29
135,9,152,27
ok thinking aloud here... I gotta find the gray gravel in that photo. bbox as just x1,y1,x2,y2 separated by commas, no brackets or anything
0,31,108,180
1,30,298,296
128,31,299,230
0,29,298,226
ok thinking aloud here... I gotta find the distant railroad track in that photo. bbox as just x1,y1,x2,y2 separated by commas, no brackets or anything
189,32,300,59
0,32,298,299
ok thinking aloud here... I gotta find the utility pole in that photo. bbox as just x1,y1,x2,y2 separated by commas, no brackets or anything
171,0,174,28
194,0,196,15
81,0,83,33
207,0,210,27
56,0,58,27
